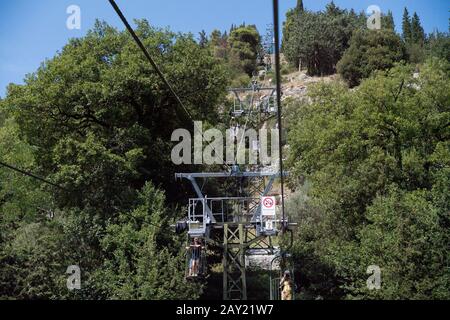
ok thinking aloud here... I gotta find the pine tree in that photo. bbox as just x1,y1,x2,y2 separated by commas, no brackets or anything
326,1,341,16
296,0,304,13
384,10,395,31
199,30,208,48
402,7,412,41
411,12,425,44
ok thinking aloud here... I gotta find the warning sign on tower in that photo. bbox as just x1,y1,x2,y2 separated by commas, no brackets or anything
261,196,276,216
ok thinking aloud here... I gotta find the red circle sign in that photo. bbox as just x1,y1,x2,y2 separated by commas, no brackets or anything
263,197,274,208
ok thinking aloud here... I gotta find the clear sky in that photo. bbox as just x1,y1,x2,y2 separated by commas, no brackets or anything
0,0,448,98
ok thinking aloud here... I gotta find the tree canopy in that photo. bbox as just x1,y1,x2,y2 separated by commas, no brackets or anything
228,25,262,77
0,2,449,301
337,29,407,87
1,19,229,299
282,2,364,75
287,59,450,299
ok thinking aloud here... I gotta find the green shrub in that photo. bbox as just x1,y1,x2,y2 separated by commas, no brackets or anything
337,29,407,87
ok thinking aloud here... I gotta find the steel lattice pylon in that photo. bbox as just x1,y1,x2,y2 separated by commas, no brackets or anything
222,223,276,300
223,224,247,300
175,80,289,300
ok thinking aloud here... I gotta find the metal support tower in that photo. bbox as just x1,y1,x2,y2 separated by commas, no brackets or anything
223,224,247,300
229,81,278,119
222,223,277,300
176,80,288,300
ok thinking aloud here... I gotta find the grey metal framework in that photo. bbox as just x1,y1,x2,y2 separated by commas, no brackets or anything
229,81,278,117
177,168,288,300
222,223,278,300
223,224,247,300
176,171,286,232
176,80,289,300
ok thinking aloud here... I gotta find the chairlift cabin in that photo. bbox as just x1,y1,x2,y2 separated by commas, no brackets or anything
269,254,295,300
267,95,277,114
232,95,245,116
185,236,207,280
257,91,277,114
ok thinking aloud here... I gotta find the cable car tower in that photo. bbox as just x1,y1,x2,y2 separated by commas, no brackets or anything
108,0,293,301
176,78,293,300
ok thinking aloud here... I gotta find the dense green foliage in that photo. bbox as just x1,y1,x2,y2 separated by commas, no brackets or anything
281,0,305,66
7,20,227,205
287,59,450,299
282,2,364,75
0,116,67,299
410,12,426,45
337,29,407,87
228,26,262,77
0,20,228,299
402,8,412,42
383,10,395,31
95,182,202,299
206,24,263,82
427,32,450,63
403,9,426,64
283,1,448,86
403,8,425,45
1,2,449,301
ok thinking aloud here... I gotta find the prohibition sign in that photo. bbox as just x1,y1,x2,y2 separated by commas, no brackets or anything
263,197,274,208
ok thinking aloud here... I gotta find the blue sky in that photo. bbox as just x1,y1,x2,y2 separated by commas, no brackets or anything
0,0,448,98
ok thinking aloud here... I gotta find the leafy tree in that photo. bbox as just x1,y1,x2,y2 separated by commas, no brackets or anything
0,116,74,299
94,182,201,299
1,20,227,299
282,3,363,75
337,29,407,87
281,8,299,64
427,31,450,62
349,187,449,299
209,29,229,60
287,59,450,299
228,25,261,76
407,42,426,64
5,20,228,208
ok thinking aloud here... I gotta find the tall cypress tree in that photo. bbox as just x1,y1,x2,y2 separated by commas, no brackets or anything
199,30,208,48
296,0,304,13
411,12,425,44
326,1,340,16
384,10,395,31
402,7,412,41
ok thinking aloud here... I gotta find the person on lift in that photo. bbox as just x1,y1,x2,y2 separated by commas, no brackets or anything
279,270,293,300
187,237,203,277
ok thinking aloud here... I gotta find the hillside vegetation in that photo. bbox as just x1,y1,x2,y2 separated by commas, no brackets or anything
0,1,449,300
